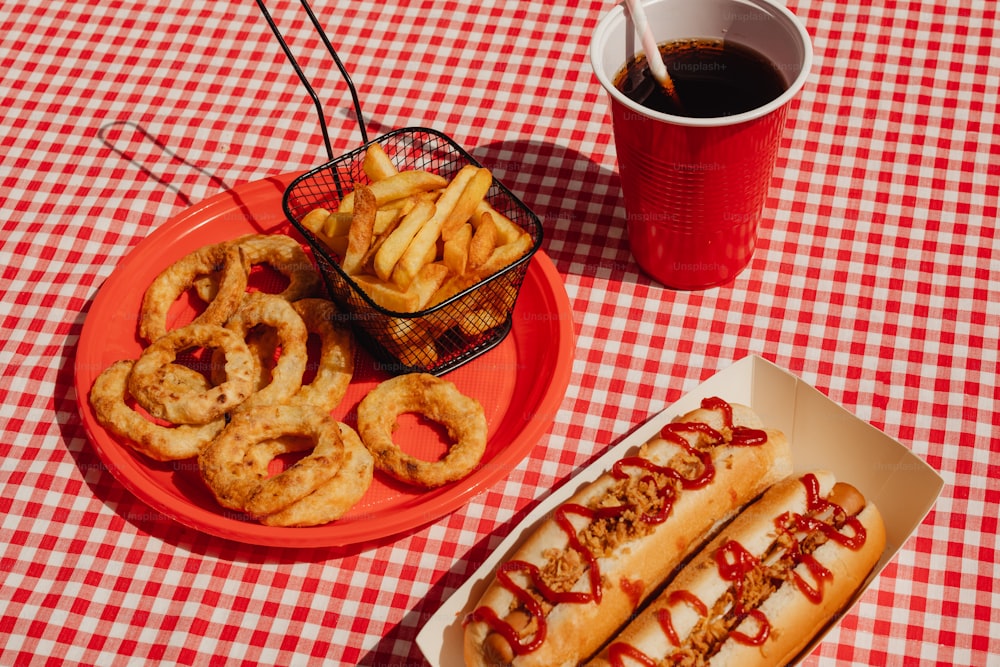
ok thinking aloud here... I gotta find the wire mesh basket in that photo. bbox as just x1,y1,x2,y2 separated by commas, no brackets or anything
284,128,542,374
257,0,543,375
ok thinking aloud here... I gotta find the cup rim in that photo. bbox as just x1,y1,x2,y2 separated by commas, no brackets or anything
590,0,814,127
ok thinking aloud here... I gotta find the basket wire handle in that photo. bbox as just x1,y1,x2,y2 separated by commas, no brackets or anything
254,0,369,159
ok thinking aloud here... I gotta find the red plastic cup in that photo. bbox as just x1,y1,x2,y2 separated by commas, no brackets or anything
591,0,813,289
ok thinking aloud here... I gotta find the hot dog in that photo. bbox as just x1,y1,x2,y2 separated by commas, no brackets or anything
587,471,886,667
463,397,793,667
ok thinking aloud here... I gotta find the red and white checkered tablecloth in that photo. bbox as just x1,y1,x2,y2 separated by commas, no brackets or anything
1,0,996,665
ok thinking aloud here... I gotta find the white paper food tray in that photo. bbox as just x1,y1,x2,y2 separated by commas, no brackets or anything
416,354,944,666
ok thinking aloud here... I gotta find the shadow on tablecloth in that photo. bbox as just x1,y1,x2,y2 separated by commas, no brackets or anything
468,137,637,284
97,120,234,207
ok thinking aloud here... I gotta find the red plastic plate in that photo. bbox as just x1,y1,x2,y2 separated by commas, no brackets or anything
74,173,574,548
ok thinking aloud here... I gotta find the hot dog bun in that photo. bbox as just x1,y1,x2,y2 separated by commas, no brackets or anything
463,398,793,667
588,471,887,667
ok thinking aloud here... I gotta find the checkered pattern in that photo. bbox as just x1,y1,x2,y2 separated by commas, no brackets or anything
1,0,996,664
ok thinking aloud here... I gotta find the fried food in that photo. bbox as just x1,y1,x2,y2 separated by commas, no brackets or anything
440,166,494,242
222,293,308,412
89,360,225,461
198,403,345,517
473,199,525,244
194,233,323,303
357,373,488,488
341,185,378,275
353,262,451,314
442,222,473,275
336,170,448,213
381,317,443,368
89,228,499,528
362,141,398,181
138,242,249,343
454,303,510,338
391,165,482,288
373,199,436,282
427,226,534,308
302,143,534,317
210,324,280,393
258,422,374,527
287,298,354,413
127,322,256,425
467,212,498,269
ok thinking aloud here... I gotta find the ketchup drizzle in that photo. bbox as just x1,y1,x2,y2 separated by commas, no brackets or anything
467,397,764,658
606,472,870,663
701,396,769,447
730,609,771,646
715,540,759,615
658,590,708,646
465,562,546,653
779,472,867,602
712,540,773,645
607,642,658,667
794,472,868,550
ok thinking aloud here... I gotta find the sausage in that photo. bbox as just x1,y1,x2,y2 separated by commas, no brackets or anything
587,471,887,667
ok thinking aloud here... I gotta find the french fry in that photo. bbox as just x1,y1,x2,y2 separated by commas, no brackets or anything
382,190,440,213
385,317,440,367
341,186,377,275
387,317,433,348
423,240,437,268
441,167,494,241
353,262,449,312
373,200,436,282
428,271,475,308
457,305,510,337
359,212,403,275
442,223,472,275
409,262,451,310
391,165,479,288
373,208,403,235
427,232,534,307
377,191,440,229
300,208,351,258
480,231,534,274
384,311,454,366
353,274,421,312
395,340,439,368
468,212,498,269
318,209,398,252
362,143,398,182
300,207,331,234
306,208,401,263
473,199,524,245
337,171,447,213
321,211,354,238
325,235,349,258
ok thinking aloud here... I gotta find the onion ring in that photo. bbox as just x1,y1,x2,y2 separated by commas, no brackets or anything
356,373,488,488
194,234,323,304
89,360,225,461
197,403,345,518
211,324,280,393
221,293,308,412
127,323,255,424
287,298,354,412
258,423,374,527
138,242,249,343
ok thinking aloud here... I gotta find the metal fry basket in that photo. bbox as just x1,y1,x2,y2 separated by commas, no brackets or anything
257,0,543,375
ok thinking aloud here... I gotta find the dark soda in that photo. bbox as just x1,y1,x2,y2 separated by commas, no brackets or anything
613,38,787,118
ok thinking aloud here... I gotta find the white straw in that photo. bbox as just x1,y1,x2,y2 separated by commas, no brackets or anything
624,0,669,85
623,0,683,109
